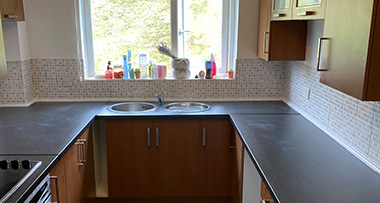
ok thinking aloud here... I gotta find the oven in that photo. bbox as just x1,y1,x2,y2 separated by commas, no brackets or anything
23,174,51,203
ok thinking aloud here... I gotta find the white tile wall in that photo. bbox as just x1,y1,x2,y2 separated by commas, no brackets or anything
0,61,33,104
284,61,380,171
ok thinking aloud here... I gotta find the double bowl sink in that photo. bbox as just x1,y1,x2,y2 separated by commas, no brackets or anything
108,102,211,113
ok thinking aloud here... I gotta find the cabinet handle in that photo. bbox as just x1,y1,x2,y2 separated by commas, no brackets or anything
263,32,270,54
156,127,159,147
297,11,314,16
78,139,87,163
272,13,286,18
75,142,85,166
229,128,236,149
202,127,206,147
4,14,18,19
317,37,329,71
147,127,151,147
50,176,60,203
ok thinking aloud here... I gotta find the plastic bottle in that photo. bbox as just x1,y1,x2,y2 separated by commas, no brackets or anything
123,55,130,79
205,61,213,79
139,52,149,78
105,61,113,80
210,53,217,77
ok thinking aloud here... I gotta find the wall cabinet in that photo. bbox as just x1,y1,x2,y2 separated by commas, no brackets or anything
318,0,380,101
271,0,326,20
0,0,24,21
50,127,96,203
258,0,308,61
106,119,241,200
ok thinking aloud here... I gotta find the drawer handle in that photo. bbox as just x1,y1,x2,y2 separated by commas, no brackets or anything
202,127,206,147
263,32,270,54
272,13,286,18
147,127,151,147
156,127,159,147
4,14,18,19
297,11,314,16
75,142,85,165
317,37,329,71
78,139,87,163
50,176,60,203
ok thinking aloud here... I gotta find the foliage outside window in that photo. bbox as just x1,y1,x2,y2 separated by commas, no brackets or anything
79,0,238,79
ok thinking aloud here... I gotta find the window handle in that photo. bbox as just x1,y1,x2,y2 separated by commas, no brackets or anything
178,29,191,35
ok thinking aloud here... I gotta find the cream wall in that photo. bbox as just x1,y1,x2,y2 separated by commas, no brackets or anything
23,0,79,59
237,0,260,59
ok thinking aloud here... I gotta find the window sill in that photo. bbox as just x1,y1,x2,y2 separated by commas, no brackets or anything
84,77,235,81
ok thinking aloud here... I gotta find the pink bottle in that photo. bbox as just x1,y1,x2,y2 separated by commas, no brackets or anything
105,61,113,79
105,67,113,80
210,53,217,77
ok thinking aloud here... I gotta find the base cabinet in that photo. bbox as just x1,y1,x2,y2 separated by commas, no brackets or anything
106,119,242,201
50,127,96,203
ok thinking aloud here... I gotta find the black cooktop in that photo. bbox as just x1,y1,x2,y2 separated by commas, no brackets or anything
0,159,41,202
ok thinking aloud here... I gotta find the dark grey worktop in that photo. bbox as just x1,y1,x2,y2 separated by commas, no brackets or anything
0,102,106,155
231,115,380,202
1,101,380,202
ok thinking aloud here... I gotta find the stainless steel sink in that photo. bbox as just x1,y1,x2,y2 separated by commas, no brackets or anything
164,102,211,113
108,102,157,113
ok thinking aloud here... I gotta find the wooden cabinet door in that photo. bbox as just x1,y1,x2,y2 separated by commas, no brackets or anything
0,0,24,21
65,128,94,203
319,0,374,100
153,119,200,197
50,157,68,203
260,180,275,203
271,0,292,20
231,131,244,203
258,0,271,61
199,119,232,196
106,120,154,198
292,0,326,20
49,127,95,203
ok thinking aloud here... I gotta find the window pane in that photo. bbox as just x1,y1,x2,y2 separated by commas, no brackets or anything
297,0,321,7
90,0,171,73
183,0,223,74
274,0,290,10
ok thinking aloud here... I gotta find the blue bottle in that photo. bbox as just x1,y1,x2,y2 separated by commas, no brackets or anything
123,55,130,79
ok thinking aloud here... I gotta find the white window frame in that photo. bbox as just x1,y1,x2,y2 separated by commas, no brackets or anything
78,0,238,79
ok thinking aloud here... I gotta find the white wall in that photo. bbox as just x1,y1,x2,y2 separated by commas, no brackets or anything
2,22,21,61
237,0,260,59
23,0,79,59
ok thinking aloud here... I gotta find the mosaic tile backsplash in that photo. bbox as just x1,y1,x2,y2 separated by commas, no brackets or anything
284,61,380,171
0,58,285,103
1,58,379,172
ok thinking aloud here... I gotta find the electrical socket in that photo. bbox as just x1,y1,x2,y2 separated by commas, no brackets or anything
62,80,73,87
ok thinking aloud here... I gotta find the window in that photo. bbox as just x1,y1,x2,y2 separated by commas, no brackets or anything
78,0,238,79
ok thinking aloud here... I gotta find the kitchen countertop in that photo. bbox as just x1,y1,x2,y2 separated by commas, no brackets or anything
231,115,380,202
0,101,379,202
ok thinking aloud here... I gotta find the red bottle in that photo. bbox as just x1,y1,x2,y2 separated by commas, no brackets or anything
210,53,217,77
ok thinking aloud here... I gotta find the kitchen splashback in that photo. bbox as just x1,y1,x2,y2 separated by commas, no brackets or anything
285,61,380,171
0,58,285,104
